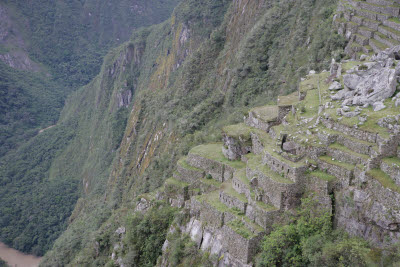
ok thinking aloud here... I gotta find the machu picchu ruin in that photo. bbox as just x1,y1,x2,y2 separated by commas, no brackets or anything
153,43,400,266
336,0,400,57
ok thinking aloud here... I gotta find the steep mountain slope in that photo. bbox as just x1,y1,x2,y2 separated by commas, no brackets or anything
36,0,346,265
0,0,180,257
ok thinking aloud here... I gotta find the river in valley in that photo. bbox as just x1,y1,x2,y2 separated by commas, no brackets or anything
0,242,41,267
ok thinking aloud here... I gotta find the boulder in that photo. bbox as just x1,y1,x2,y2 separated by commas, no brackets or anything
396,99,400,107
373,101,386,112
343,74,363,90
349,60,398,105
329,81,343,91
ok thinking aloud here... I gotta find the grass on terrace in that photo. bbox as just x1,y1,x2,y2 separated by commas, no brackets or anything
310,170,337,182
234,168,250,185
382,157,400,167
200,177,222,187
278,91,299,106
319,155,355,171
195,190,228,213
228,219,255,239
324,97,399,139
189,143,246,169
221,181,248,203
329,143,370,160
222,123,253,140
249,105,279,122
177,156,203,172
165,177,189,188
246,154,293,184
367,169,400,194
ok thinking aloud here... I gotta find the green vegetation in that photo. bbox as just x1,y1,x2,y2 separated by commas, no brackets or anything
247,154,294,184
367,169,400,194
0,61,65,158
121,204,177,267
190,144,246,169
256,195,372,267
319,155,356,171
0,0,180,256
221,182,248,203
222,123,253,140
310,170,337,182
228,220,254,239
0,258,8,267
249,106,279,122
178,157,203,172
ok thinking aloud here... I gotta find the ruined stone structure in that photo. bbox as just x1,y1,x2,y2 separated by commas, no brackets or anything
154,46,400,266
336,0,400,58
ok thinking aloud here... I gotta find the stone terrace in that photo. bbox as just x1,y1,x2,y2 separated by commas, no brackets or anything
336,0,400,57
156,58,400,265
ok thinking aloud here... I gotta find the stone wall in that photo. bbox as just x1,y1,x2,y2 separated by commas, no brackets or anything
262,150,308,182
247,166,302,210
221,225,264,264
176,163,205,183
278,105,292,121
318,160,353,188
245,112,279,132
187,153,236,182
219,190,248,213
321,118,378,143
245,200,281,229
232,177,251,199
327,146,368,165
222,134,252,161
380,161,400,186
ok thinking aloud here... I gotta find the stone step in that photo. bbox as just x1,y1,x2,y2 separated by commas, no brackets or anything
320,117,378,144
246,154,298,210
378,25,400,41
383,18,400,32
355,7,392,22
380,157,400,186
317,126,377,156
164,177,190,206
354,33,370,46
353,15,381,30
358,26,376,38
187,143,246,182
374,31,400,47
318,155,355,187
366,0,398,7
232,168,252,199
358,1,400,17
245,199,280,229
220,181,249,214
245,105,280,132
174,156,205,184
366,168,400,194
363,44,374,54
327,143,370,165
249,129,308,181
370,38,390,53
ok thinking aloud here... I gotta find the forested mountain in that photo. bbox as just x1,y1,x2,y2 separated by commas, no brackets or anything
0,0,179,256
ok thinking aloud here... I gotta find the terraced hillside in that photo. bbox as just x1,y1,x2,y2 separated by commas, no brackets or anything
149,53,400,265
336,0,400,57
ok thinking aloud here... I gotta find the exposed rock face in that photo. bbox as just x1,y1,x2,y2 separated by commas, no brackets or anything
332,47,400,106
